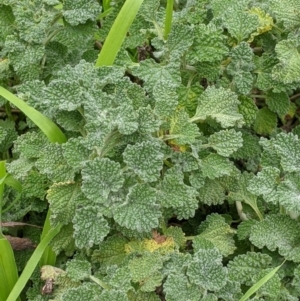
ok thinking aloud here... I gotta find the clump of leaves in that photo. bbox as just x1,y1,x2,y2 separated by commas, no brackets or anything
1,0,300,300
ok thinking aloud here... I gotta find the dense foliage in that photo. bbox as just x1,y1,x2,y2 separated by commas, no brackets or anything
1,0,300,300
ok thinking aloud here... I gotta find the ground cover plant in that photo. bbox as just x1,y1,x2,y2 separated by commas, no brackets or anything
1,0,300,300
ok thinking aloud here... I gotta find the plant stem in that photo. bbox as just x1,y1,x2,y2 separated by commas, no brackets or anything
164,0,174,39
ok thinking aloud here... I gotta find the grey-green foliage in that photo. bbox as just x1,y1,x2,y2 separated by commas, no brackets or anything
3,0,300,300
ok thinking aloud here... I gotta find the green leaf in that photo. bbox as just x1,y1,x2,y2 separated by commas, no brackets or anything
268,0,300,29
163,23,194,60
137,106,161,134
66,259,91,281
44,80,84,111
249,214,300,262
113,184,161,232
61,283,102,301
100,289,129,301
131,59,181,92
187,23,228,62
0,120,18,153
272,39,300,84
271,132,300,172
231,130,261,160
81,158,124,204
163,273,201,301
50,223,75,256
190,86,244,128
198,178,226,205
207,129,243,157
275,173,300,215
227,252,272,286
201,154,237,179
223,5,259,43
158,167,198,219
187,245,227,291
62,0,101,26
153,80,178,117
238,96,258,128
168,109,200,145
247,167,280,198
266,91,290,117
0,4,14,46
4,36,44,81
47,182,82,226
62,138,90,171
73,205,110,249
227,42,254,94
197,214,236,257
253,108,277,135
91,235,127,268
35,143,75,182
123,140,164,182
128,252,164,292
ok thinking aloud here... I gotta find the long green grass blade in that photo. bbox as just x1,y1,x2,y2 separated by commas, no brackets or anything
0,162,21,301
164,0,174,39
0,86,66,144
95,0,144,66
6,225,61,301
239,260,285,301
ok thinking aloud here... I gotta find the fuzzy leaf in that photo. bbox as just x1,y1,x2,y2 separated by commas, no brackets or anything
238,96,258,127
271,133,300,172
197,214,236,257
62,138,90,170
81,158,124,204
0,4,14,45
128,253,164,291
223,6,259,43
207,129,243,157
249,214,300,262
47,182,82,226
153,80,178,117
272,39,300,84
61,283,102,301
266,91,290,117
201,154,236,179
227,252,273,286
158,167,198,219
123,141,164,182
113,184,161,233
163,273,201,301
73,205,110,249
198,178,226,205
62,0,101,26
131,59,181,92
275,173,300,214
35,143,75,182
0,119,18,153
253,108,277,135
66,259,91,281
227,42,254,94
168,109,200,145
188,23,228,62
187,246,227,291
190,86,244,128
247,167,280,197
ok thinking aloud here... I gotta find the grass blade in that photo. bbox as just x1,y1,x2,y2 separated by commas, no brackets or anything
0,86,66,144
95,0,144,66
6,225,61,301
239,260,286,301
